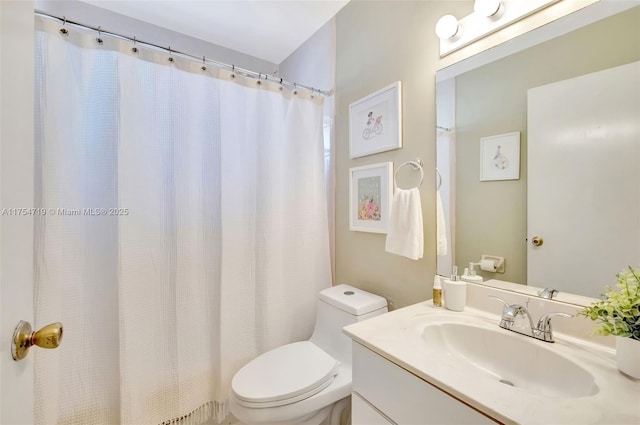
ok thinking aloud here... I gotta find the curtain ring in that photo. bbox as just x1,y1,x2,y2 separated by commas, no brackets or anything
168,46,174,62
201,56,207,71
231,64,235,78
131,36,138,53
59,16,69,36
257,73,262,85
96,26,103,45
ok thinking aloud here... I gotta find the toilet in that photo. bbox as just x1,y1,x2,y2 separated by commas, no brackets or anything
229,284,388,425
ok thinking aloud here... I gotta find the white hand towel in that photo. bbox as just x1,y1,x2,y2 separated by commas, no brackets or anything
385,187,423,260
436,190,448,256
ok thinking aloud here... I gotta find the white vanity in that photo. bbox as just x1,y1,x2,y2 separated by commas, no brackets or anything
350,339,494,424
343,282,640,425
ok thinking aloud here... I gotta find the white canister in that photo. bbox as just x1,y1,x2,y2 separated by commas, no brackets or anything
443,279,467,312
616,336,640,379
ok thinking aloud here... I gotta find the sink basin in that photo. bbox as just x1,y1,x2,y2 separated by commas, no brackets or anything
421,322,599,398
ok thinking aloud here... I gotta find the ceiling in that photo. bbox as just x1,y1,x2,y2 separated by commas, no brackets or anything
78,0,349,64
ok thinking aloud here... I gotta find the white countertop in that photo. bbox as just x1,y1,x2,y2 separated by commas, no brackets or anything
343,300,640,425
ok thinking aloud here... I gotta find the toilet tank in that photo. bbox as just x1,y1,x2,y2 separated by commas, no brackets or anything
309,284,387,365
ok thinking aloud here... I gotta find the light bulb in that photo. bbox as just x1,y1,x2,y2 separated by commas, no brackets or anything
435,15,460,40
474,0,502,17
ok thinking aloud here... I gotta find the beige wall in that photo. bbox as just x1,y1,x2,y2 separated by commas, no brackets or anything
280,20,337,281
335,1,473,309
280,20,336,91
454,7,640,284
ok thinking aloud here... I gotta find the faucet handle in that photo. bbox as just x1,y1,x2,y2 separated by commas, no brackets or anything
488,294,525,315
488,295,510,308
535,312,573,342
538,288,559,299
488,295,522,330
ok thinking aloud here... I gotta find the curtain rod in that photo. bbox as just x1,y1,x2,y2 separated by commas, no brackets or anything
34,10,332,97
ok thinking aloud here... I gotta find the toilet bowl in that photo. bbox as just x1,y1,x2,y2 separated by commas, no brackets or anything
229,284,388,425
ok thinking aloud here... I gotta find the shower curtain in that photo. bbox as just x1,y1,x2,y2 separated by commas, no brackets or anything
33,17,331,425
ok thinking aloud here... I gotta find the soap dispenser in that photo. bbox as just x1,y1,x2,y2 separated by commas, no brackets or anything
462,262,483,284
432,275,442,307
443,266,466,312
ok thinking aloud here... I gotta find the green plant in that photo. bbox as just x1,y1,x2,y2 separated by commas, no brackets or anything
579,266,640,341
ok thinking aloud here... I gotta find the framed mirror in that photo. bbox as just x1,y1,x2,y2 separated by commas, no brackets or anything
436,2,640,306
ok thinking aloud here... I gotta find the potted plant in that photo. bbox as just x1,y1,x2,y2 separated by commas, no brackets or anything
579,266,640,379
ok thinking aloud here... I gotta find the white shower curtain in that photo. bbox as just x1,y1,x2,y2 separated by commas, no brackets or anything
33,17,331,425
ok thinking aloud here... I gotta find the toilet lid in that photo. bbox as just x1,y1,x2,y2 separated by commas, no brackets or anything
231,341,339,406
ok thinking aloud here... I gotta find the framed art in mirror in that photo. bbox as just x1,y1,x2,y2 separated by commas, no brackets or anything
479,131,520,181
349,82,402,158
349,162,393,234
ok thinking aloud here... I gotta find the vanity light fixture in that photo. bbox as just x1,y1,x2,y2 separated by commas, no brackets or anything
474,0,502,18
435,14,460,40
436,0,561,56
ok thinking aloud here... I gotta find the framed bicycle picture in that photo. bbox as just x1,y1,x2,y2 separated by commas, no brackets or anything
349,82,402,159
479,131,520,181
349,162,393,233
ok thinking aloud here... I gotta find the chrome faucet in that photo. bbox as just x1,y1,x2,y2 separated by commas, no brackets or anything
489,295,572,343
538,288,559,299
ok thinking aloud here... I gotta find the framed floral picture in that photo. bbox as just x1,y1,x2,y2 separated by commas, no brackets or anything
349,82,402,158
349,162,393,233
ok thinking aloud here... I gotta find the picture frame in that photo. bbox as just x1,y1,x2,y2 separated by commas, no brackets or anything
480,131,521,181
349,162,393,234
349,82,402,159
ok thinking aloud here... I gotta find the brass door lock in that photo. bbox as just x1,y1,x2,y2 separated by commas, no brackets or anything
12,321,63,361
531,236,544,247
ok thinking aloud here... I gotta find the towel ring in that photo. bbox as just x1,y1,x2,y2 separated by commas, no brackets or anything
436,168,442,190
394,160,424,189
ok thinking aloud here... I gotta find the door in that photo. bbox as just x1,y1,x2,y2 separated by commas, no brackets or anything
1,1,36,423
527,61,640,298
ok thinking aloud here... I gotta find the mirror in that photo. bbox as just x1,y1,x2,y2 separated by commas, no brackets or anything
436,3,640,305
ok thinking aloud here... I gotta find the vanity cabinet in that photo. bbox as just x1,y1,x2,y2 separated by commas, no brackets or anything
351,342,496,425
352,392,394,425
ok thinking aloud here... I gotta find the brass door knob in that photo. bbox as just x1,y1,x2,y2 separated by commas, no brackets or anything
12,320,63,361
531,236,544,247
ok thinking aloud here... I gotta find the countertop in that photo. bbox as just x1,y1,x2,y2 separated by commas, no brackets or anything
343,300,640,425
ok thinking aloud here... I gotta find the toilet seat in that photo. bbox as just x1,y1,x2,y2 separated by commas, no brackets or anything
232,341,339,408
